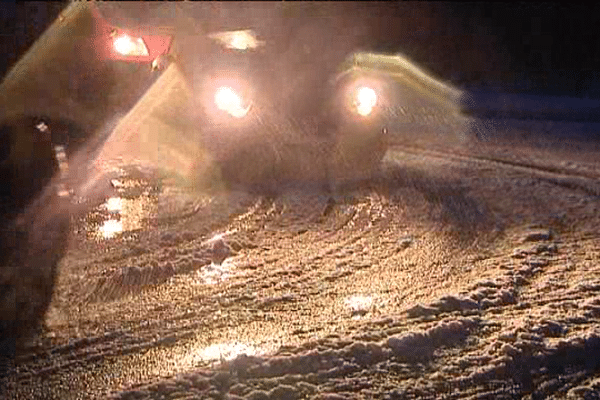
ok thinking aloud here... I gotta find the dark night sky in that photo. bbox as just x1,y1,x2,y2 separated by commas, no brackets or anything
368,2,600,95
456,3,600,93
445,3,600,70
0,1,66,78
1,2,599,96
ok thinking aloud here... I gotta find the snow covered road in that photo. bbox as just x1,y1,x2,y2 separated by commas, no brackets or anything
4,115,600,399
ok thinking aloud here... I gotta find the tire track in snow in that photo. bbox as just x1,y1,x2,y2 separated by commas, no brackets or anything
389,144,600,197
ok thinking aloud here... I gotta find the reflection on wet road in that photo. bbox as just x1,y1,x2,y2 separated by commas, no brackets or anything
191,341,263,365
85,178,159,240
344,294,375,318
98,219,123,239
198,261,235,285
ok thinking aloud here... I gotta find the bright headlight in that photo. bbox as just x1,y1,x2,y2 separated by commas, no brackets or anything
208,30,264,51
355,86,377,116
113,34,149,57
214,86,251,118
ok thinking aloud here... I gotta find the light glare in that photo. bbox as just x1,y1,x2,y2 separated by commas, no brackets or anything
99,219,122,239
104,197,123,213
209,30,264,51
355,86,377,116
214,86,250,118
113,34,149,56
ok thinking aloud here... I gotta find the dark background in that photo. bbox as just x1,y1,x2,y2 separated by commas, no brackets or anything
367,2,600,97
1,2,599,97
0,2,65,80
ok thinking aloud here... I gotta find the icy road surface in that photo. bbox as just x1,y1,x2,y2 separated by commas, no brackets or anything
4,116,600,399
